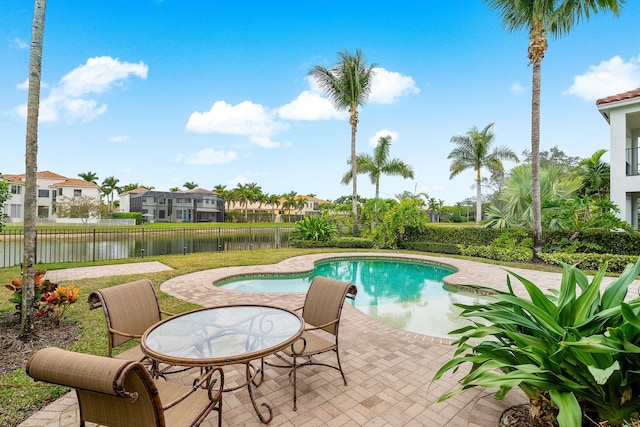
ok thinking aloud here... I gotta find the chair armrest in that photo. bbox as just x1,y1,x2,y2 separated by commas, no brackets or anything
108,327,142,340
303,318,338,332
162,367,224,410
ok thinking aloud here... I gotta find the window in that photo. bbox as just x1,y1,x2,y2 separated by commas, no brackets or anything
58,188,63,196
158,210,166,219
9,204,22,218
37,206,49,218
10,185,21,195
73,189,82,197
38,189,50,198
159,198,166,204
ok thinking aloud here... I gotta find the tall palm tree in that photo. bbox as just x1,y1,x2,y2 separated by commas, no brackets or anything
78,171,98,184
282,191,298,222
578,149,610,200
484,0,625,258
309,49,377,236
21,0,47,337
101,176,120,213
342,135,414,200
448,123,518,223
183,181,198,190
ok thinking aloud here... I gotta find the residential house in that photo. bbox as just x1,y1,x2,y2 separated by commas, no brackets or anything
119,188,224,223
1,170,101,223
597,88,640,228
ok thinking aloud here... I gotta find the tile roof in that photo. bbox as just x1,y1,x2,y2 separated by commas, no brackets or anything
596,88,640,106
51,178,99,188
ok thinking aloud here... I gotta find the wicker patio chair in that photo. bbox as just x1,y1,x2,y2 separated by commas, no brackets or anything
88,278,171,363
269,276,357,410
26,347,223,427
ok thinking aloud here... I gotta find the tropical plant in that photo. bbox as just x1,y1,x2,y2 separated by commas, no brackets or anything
291,215,337,241
448,123,518,223
309,49,377,236
485,164,582,229
20,0,47,337
5,271,79,325
77,171,99,184
578,149,610,200
433,257,640,426
484,0,626,259
370,197,428,248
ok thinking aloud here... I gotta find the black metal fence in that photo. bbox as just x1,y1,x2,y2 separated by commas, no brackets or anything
0,226,294,268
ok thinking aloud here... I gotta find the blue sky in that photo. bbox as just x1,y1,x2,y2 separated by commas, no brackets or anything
2,1,640,205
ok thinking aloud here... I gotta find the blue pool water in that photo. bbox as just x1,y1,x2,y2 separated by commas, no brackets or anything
217,258,487,338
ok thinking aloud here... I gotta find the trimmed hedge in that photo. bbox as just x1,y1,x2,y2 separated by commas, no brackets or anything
290,237,374,249
110,212,143,225
403,241,462,255
538,252,639,274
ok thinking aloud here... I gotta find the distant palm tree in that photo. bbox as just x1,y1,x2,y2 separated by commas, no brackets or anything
101,176,121,213
484,0,625,258
21,0,47,337
169,187,179,192
448,123,518,223
264,193,281,222
183,181,198,190
282,191,298,222
78,171,99,184
309,49,377,236
578,149,610,201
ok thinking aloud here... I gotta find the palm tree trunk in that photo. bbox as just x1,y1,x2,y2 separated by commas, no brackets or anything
21,0,47,338
531,58,543,260
351,117,359,236
476,169,482,224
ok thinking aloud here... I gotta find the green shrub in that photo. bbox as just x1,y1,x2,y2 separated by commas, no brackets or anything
291,216,337,241
433,257,640,426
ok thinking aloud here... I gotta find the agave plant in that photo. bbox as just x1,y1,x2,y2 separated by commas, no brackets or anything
433,257,640,426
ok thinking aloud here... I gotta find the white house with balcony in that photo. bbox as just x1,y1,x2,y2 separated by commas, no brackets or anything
1,170,101,223
597,88,640,229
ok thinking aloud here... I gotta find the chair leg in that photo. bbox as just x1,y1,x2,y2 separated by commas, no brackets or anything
292,354,298,411
335,348,347,385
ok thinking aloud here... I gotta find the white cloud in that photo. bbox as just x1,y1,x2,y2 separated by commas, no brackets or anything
369,129,399,147
186,100,289,145
565,55,640,101
12,38,28,49
109,135,130,143
278,84,347,121
176,148,238,165
14,56,148,123
369,67,420,104
510,82,525,94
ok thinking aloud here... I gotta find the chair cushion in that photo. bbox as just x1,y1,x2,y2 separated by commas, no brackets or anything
282,330,336,357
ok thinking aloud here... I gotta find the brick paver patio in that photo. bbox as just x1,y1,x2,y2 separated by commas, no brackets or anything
22,253,637,426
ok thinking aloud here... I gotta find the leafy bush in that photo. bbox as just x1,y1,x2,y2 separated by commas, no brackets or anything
460,244,532,262
433,257,640,426
291,216,337,241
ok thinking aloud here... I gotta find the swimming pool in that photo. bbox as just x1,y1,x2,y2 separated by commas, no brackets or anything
217,257,487,338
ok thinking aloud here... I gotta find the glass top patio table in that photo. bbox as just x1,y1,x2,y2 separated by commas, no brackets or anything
141,304,303,367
